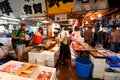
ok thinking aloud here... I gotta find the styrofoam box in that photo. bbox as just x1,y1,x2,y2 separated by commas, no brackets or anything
89,54,106,79
30,65,56,80
6,75,33,80
28,52,46,61
44,51,55,61
0,72,34,80
43,51,56,67
89,54,105,63
29,59,46,66
51,47,60,60
104,71,120,80
46,61,55,67
93,73,104,79
51,47,60,63
93,63,105,73
0,61,56,80
92,64,105,79
28,52,46,65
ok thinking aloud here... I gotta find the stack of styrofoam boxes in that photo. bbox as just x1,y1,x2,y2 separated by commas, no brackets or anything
89,53,106,79
28,51,46,66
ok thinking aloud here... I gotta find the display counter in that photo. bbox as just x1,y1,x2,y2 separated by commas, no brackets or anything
0,60,56,80
70,41,96,57
80,43,97,52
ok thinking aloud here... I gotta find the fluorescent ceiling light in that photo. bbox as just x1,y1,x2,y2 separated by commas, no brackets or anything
0,16,20,21
7,22,19,24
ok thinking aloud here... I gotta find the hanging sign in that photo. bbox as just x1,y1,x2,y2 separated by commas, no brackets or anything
1,0,47,18
74,0,108,11
22,0,46,17
46,0,74,14
0,20,7,24
55,14,67,22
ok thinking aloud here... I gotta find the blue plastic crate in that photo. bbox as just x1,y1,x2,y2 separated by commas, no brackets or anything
0,62,4,65
75,57,93,78
106,56,120,68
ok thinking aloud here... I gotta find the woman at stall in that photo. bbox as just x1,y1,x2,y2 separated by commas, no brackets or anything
58,27,71,65
32,27,44,45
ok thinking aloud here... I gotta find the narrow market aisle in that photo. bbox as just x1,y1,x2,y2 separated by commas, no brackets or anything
55,58,103,80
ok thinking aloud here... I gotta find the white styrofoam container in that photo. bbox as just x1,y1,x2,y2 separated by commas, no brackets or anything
46,61,55,67
28,52,46,65
30,65,56,80
0,61,56,80
51,47,60,61
44,51,56,67
28,52,46,61
92,65,105,79
44,51,55,61
89,54,105,63
28,47,60,67
93,63,105,73
0,72,34,80
104,71,120,80
89,54,106,79
43,47,60,67
93,73,104,79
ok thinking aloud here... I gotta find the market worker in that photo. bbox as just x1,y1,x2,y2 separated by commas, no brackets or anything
12,24,26,61
32,27,44,45
58,27,70,64
110,26,119,53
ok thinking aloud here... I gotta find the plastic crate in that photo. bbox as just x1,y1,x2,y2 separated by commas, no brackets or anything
106,56,120,68
75,57,93,78
0,62,4,65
